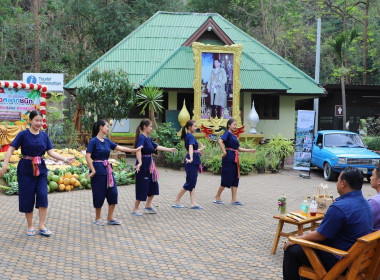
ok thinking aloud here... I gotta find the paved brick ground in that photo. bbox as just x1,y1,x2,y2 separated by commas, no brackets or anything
0,164,375,280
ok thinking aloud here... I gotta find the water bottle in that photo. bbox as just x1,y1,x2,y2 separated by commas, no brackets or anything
301,199,309,216
310,200,318,216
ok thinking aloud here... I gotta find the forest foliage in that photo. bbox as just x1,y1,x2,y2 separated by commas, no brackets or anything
1,0,379,85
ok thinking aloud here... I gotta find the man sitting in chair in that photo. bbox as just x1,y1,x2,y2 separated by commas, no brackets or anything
283,166,374,280
369,164,380,230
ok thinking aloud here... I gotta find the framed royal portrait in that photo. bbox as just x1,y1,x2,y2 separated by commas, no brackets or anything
192,42,243,127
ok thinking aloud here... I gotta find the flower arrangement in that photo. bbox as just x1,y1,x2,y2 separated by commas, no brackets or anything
278,195,287,214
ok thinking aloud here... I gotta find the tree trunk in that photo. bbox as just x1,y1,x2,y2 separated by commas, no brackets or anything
32,0,40,72
150,106,158,130
260,0,267,41
362,0,369,84
341,75,347,130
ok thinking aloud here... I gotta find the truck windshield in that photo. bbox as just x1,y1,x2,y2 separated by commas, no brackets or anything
324,133,365,147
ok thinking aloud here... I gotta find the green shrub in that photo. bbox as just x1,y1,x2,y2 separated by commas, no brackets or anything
151,122,180,147
366,117,380,136
239,140,257,150
363,137,380,151
239,152,255,175
253,146,268,170
151,123,180,165
164,142,187,168
208,153,222,174
265,134,294,169
198,138,221,169
197,137,256,175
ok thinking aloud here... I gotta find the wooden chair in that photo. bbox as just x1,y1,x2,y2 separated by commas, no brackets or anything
288,230,380,280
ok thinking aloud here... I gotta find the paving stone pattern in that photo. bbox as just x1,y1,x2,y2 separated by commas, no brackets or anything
0,166,375,279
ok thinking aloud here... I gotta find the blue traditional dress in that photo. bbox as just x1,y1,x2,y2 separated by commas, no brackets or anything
86,137,118,208
220,130,240,188
135,134,159,201
11,129,53,213
183,133,202,191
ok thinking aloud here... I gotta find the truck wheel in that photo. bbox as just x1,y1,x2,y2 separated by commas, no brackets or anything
324,163,337,181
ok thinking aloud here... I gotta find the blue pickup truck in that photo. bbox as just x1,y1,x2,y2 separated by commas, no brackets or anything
311,130,380,181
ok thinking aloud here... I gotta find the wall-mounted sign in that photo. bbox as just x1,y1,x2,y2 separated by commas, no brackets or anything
23,73,64,92
335,105,344,116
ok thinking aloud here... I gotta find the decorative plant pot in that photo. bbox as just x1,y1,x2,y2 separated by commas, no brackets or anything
270,169,278,174
257,168,265,174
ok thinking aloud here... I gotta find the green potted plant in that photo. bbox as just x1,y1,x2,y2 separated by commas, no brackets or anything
268,153,281,173
164,151,174,168
254,149,267,174
171,142,186,170
266,134,294,169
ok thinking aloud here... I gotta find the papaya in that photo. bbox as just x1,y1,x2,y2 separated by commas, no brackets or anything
49,181,58,191
51,175,60,183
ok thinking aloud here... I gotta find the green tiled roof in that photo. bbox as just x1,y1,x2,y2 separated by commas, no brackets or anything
142,46,290,91
65,11,323,95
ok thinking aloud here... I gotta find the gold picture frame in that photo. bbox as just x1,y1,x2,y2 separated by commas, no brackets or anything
192,42,243,128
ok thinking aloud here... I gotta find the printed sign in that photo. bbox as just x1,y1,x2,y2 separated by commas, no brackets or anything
293,110,315,171
0,87,40,125
335,105,343,116
23,73,64,92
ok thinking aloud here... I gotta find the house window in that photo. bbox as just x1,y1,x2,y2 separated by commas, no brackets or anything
252,94,279,120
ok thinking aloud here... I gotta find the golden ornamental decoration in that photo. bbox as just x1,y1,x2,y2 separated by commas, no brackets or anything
178,99,190,127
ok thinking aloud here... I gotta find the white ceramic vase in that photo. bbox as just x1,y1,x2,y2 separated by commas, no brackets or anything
248,100,259,133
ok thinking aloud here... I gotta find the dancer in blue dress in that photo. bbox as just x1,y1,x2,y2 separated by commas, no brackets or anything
172,120,205,209
0,110,75,237
213,118,256,206
86,119,142,226
132,119,176,216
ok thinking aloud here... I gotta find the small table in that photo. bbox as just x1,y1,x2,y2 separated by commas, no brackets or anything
271,211,324,254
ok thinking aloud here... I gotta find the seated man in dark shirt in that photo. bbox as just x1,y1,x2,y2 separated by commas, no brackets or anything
283,166,374,280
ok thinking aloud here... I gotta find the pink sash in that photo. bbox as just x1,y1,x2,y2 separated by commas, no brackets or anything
22,156,42,176
142,155,159,182
93,160,114,188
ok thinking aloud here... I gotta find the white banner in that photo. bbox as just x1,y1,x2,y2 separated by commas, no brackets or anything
293,110,315,171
